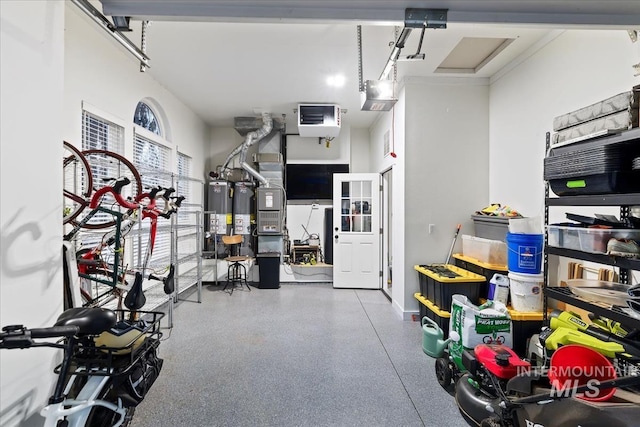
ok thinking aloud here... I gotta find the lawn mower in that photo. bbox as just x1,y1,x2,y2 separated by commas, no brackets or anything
455,342,640,427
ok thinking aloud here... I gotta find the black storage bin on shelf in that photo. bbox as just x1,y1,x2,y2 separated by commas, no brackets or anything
415,293,451,340
257,252,280,289
510,314,543,358
548,171,640,196
545,129,640,195
414,264,485,311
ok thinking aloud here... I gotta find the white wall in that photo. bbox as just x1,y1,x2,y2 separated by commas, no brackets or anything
490,29,639,219
402,78,490,315
490,29,640,287
287,204,327,245
0,1,65,424
369,92,404,315
286,129,351,163
370,79,490,318
349,127,371,173
0,2,211,424
285,127,351,255
64,4,209,179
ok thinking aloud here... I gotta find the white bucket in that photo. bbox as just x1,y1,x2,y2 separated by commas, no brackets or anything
508,271,544,312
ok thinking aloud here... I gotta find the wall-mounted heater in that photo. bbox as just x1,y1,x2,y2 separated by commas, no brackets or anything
297,104,341,137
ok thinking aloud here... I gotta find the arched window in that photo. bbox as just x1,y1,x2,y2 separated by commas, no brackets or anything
132,100,171,266
133,101,162,135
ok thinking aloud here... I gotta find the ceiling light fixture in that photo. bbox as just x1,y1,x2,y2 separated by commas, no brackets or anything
358,26,398,112
361,80,397,111
326,74,346,87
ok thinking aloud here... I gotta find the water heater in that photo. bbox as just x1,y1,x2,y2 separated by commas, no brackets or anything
233,181,255,255
206,180,232,256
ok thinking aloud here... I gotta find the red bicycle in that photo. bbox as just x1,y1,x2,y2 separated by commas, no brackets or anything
63,144,144,230
63,145,183,308
71,180,182,308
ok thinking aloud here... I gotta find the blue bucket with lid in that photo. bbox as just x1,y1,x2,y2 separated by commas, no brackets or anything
506,232,544,274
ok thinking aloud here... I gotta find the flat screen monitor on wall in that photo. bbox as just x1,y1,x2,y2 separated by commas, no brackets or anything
285,163,349,201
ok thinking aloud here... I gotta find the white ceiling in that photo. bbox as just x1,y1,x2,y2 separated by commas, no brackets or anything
96,1,640,130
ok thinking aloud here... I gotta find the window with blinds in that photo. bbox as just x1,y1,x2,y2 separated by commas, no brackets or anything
177,152,192,202
82,111,124,153
134,132,172,188
79,110,126,264
176,152,193,230
133,131,172,271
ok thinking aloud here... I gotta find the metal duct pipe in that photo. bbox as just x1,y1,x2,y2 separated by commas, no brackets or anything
70,0,150,68
241,162,269,188
222,112,273,169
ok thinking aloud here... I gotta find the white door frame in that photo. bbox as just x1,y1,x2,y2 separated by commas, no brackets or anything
381,168,392,299
332,173,381,289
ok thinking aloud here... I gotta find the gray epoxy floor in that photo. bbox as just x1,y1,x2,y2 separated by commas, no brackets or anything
131,283,470,427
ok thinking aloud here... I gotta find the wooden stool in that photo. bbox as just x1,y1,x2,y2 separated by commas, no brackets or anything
222,235,251,294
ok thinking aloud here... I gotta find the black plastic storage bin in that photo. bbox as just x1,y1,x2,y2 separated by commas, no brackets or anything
415,265,435,303
510,313,543,358
257,252,280,289
546,131,640,195
548,171,640,196
414,264,485,311
452,253,508,300
415,293,451,339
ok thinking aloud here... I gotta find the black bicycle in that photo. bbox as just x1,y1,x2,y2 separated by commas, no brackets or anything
0,302,164,427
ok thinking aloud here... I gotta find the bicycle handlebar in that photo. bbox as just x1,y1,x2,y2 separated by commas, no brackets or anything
112,177,131,194
158,195,185,219
161,187,175,200
0,324,79,349
148,186,163,200
31,326,79,338
89,177,139,210
172,196,185,208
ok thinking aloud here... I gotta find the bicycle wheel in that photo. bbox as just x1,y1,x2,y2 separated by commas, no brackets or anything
63,141,93,224
68,376,135,427
77,150,143,229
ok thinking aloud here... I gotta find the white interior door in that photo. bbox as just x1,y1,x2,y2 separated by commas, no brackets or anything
332,173,381,289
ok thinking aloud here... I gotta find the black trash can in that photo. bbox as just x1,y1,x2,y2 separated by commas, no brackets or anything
257,252,280,289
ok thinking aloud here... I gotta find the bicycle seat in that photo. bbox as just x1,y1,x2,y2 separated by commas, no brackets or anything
55,307,117,336
124,272,146,311
163,265,175,295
